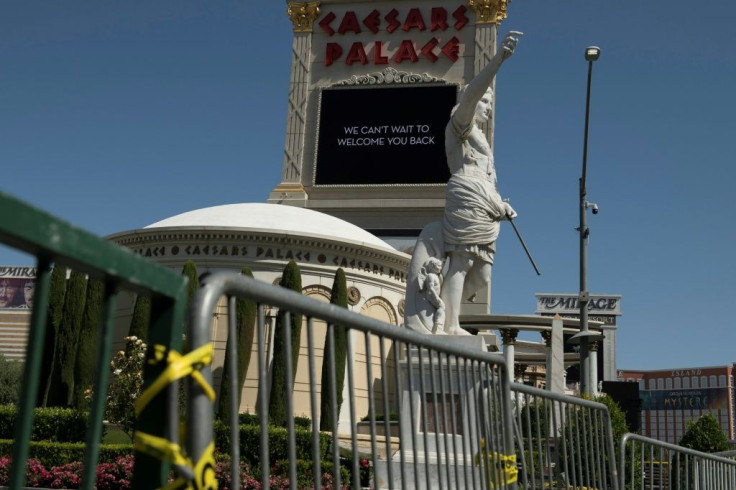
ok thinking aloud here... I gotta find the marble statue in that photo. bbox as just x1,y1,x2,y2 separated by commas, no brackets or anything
404,31,522,335
419,257,445,333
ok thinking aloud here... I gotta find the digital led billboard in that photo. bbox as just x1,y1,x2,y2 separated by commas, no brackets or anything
314,84,457,185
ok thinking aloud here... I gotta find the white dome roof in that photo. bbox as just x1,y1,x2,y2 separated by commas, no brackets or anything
145,203,394,250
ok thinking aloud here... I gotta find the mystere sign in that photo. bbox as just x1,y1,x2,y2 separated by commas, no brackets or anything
314,85,456,185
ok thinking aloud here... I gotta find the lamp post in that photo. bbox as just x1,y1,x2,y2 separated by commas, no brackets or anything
578,46,600,397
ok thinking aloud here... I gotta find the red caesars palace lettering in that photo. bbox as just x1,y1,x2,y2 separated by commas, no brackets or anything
319,6,469,67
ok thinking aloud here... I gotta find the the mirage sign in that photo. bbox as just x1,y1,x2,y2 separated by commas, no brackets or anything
535,293,621,316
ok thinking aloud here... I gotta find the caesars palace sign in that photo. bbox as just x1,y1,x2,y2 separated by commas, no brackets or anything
318,5,470,66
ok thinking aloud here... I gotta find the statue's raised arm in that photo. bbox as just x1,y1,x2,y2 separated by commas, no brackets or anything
451,31,523,130
404,30,523,336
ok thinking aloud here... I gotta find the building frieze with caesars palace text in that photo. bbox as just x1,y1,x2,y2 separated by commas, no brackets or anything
125,243,407,283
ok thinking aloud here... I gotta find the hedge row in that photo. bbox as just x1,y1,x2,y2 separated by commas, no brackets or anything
0,440,132,467
0,405,88,442
236,413,311,429
2,421,331,468
213,420,331,463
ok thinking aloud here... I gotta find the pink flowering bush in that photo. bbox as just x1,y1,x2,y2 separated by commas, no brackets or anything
1,454,350,489
0,455,135,488
94,455,135,489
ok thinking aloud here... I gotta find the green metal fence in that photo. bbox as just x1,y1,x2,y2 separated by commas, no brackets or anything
0,191,190,490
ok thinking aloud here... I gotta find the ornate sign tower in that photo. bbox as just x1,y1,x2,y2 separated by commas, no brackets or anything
270,0,511,311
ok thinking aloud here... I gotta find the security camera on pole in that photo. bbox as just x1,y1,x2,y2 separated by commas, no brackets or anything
574,46,601,397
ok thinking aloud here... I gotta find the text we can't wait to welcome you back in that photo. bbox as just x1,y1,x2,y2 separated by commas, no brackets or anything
337,124,436,147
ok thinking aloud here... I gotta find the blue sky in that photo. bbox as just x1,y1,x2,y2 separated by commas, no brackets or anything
1,1,734,371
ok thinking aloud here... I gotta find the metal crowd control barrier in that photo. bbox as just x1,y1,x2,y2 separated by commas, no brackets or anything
511,383,620,490
620,433,736,489
0,192,190,490
189,271,518,489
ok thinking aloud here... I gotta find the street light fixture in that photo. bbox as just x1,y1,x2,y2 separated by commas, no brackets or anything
585,46,601,61
578,45,600,396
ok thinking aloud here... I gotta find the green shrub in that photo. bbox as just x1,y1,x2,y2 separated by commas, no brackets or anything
360,411,399,422
0,439,132,466
0,406,14,439
213,421,329,463
679,413,729,452
0,355,23,405
0,406,88,442
238,412,260,426
235,413,310,428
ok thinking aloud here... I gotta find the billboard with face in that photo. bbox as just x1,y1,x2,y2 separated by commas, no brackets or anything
0,267,36,309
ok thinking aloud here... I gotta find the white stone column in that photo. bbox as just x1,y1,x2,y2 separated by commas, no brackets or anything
500,328,518,385
590,341,599,396
543,315,565,394
268,1,319,204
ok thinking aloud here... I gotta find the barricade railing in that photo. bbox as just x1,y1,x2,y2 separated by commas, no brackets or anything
0,191,190,490
511,383,620,490
189,271,518,489
620,433,736,489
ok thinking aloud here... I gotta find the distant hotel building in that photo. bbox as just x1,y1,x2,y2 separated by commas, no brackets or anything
617,365,736,444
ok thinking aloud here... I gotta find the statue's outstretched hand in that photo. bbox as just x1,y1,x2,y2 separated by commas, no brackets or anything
501,31,523,59
503,202,517,220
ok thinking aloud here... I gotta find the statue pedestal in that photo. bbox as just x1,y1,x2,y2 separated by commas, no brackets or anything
374,336,488,489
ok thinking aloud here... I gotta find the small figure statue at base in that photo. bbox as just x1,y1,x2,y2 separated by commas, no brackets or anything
419,257,445,333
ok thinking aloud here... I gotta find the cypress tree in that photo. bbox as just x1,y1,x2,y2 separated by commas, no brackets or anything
37,265,67,407
218,267,256,420
128,294,151,341
182,260,199,312
47,270,88,407
73,278,104,410
320,268,348,432
268,260,302,426
179,261,198,414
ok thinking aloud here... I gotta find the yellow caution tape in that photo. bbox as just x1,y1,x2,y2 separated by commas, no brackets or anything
136,344,215,417
133,342,218,489
135,433,217,490
134,431,191,469
474,437,518,486
192,442,217,490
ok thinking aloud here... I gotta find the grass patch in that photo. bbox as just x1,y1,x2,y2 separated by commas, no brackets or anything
102,426,132,444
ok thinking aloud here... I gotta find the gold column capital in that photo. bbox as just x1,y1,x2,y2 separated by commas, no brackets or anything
468,0,509,25
287,1,321,33
500,328,519,345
